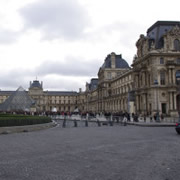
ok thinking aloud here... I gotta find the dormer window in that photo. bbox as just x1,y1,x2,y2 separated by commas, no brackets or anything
158,37,164,48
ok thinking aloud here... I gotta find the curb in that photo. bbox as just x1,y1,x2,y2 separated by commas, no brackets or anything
0,122,57,135
127,122,176,127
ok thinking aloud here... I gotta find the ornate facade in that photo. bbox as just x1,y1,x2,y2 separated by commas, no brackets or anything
78,52,134,114
1,21,180,117
132,21,180,117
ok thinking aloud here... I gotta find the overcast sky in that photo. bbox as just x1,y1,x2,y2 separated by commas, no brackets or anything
0,0,179,91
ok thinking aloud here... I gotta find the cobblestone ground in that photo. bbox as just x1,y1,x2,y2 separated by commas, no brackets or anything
0,121,180,180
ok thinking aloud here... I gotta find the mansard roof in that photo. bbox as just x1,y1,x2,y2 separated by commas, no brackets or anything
30,80,42,89
146,21,180,49
147,21,180,33
0,91,14,96
87,78,98,91
101,53,129,69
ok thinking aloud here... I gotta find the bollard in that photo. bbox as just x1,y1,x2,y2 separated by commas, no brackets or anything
62,119,66,128
109,121,113,126
85,120,88,127
97,120,101,127
74,120,77,127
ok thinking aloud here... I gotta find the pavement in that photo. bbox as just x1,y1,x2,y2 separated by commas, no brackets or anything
0,121,56,135
0,124,179,180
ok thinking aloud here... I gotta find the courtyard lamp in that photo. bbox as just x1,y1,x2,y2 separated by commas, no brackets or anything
154,79,160,122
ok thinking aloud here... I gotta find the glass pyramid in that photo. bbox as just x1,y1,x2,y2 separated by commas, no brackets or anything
0,86,35,112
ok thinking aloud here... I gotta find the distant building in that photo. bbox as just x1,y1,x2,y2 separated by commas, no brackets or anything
0,80,78,113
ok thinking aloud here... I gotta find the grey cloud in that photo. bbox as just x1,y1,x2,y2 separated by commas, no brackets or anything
85,21,143,47
20,0,90,40
42,77,85,91
0,69,33,90
35,56,101,77
0,56,100,90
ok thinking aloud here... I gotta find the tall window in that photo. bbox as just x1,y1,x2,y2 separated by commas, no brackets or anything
176,70,180,85
158,37,164,48
160,58,164,64
107,72,111,79
160,71,166,85
174,39,180,51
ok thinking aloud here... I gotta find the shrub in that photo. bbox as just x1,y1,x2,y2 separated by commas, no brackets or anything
0,114,52,127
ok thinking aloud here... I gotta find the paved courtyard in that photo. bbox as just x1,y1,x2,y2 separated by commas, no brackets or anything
0,121,180,180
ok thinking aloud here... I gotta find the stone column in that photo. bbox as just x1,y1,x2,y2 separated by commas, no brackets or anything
174,92,177,110
172,69,175,85
168,69,171,84
169,92,173,110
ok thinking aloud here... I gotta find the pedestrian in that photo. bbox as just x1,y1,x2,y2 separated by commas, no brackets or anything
154,114,157,121
161,114,164,122
144,115,146,122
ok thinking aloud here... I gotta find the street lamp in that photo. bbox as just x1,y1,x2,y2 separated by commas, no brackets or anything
176,72,180,122
154,79,160,122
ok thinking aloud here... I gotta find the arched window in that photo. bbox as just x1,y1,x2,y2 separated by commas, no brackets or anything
160,71,166,85
174,39,180,51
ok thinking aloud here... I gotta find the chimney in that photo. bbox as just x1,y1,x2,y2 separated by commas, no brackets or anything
79,88,82,93
41,81,43,88
30,81,32,87
111,52,116,68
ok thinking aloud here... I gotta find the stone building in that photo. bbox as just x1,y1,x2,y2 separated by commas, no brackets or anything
0,80,78,113
1,20,180,117
81,21,180,117
132,21,180,117
80,52,133,114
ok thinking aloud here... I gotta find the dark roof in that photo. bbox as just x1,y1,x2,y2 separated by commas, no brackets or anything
89,78,98,91
0,91,14,96
45,91,78,96
147,21,180,33
102,53,129,69
0,90,78,96
30,80,42,89
146,21,180,49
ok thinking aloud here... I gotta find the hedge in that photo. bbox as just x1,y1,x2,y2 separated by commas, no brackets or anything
0,114,52,127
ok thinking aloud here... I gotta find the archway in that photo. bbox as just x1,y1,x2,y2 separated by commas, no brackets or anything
177,95,180,114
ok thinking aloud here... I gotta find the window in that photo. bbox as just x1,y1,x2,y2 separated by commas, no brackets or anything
158,37,164,48
160,58,164,64
177,58,180,64
160,71,166,85
174,39,180,51
107,72,111,79
176,70,180,85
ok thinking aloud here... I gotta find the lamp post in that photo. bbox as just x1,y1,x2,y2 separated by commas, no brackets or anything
176,73,180,122
154,79,160,122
